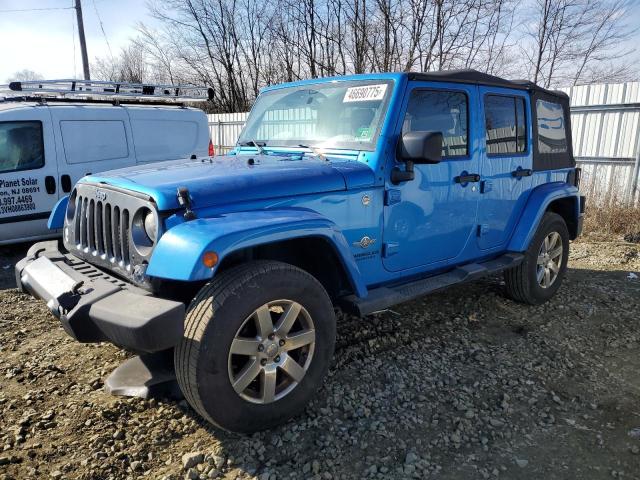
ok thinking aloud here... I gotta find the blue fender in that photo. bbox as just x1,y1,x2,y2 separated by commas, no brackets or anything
508,182,580,252
48,195,69,230
146,208,368,297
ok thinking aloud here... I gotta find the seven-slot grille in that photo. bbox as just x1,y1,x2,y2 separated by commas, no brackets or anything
73,195,131,266
65,183,156,278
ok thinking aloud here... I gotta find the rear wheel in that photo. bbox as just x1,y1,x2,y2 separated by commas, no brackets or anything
175,260,336,433
504,212,569,305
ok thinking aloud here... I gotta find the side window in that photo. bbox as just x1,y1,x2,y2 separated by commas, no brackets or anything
536,99,567,154
484,95,527,155
0,121,44,173
403,90,468,158
60,120,128,164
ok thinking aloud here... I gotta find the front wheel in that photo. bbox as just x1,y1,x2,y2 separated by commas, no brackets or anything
504,212,570,305
175,261,336,433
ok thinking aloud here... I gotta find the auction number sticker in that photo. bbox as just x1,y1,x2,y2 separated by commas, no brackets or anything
343,84,387,102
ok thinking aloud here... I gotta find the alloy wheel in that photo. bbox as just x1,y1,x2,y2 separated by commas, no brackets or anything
228,300,315,404
536,231,563,289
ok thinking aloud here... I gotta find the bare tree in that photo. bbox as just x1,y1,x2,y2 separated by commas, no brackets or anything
88,0,638,112
523,0,635,87
6,70,44,82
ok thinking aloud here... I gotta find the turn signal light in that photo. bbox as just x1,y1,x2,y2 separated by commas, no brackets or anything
202,251,219,268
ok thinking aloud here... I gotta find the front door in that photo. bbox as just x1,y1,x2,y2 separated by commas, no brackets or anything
0,108,60,243
383,83,480,272
477,88,533,250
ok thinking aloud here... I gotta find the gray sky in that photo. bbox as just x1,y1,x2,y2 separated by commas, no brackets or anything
0,0,155,82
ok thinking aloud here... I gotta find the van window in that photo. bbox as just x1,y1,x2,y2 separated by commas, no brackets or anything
0,121,44,173
484,95,527,155
403,90,468,158
60,120,129,164
131,120,198,163
536,100,567,154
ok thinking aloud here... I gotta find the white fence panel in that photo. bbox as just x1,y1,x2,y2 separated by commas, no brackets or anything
208,112,248,154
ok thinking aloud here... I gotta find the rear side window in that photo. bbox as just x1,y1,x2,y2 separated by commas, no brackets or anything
60,120,129,164
536,100,567,154
131,120,199,163
403,90,468,158
484,95,527,155
0,121,44,173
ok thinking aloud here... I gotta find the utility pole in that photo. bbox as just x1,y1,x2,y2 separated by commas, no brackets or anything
74,0,91,80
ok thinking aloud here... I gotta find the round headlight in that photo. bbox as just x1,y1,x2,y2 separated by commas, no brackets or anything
143,211,157,243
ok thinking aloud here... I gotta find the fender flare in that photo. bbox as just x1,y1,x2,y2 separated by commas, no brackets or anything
507,182,580,252
146,208,368,297
48,195,69,230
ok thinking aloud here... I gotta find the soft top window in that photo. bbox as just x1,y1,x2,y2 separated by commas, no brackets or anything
484,95,527,155
0,121,45,174
536,99,568,154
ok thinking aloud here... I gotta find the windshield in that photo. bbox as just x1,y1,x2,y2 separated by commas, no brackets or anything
238,79,394,151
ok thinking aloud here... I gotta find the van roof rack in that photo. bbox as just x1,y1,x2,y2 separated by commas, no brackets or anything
0,79,214,103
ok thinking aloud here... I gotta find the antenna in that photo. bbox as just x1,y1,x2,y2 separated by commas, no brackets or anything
0,79,215,103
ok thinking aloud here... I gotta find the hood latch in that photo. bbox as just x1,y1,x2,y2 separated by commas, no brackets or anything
177,186,197,220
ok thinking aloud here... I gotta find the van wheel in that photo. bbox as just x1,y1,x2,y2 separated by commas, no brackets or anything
504,212,569,305
175,260,336,433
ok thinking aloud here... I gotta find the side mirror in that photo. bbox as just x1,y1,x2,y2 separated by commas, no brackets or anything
398,131,443,164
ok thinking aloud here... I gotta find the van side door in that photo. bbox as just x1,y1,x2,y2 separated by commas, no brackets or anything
477,88,533,250
0,107,60,244
126,107,208,163
382,82,481,272
49,106,136,191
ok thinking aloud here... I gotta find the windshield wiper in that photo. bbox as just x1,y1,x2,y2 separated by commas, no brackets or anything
298,144,327,161
238,140,266,155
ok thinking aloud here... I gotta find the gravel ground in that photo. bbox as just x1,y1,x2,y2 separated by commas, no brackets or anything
0,239,639,480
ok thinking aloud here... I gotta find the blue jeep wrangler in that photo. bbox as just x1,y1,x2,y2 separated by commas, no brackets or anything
16,70,584,433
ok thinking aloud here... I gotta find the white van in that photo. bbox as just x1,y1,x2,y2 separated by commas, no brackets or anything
0,82,212,245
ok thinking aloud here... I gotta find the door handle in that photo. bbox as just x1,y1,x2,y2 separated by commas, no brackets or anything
61,174,72,193
44,176,56,195
512,168,533,178
454,173,480,184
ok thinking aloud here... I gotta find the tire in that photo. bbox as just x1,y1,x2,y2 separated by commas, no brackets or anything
504,212,570,305
175,260,336,433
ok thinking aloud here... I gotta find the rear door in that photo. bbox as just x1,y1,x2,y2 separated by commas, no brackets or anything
477,88,533,250
49,106,136,193
0,107,60,244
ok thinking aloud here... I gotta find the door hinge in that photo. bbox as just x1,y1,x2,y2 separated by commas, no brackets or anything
382,242,400,257
480,180,492,193
477,224,490,237
384,189,401,206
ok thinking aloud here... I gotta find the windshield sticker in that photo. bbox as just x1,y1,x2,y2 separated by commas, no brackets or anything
343,84,387,103
356,127,372,139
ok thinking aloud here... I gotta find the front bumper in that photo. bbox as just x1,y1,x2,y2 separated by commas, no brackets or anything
16,241,185,353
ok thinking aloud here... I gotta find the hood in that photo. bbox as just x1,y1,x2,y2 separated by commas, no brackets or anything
83,154,375,211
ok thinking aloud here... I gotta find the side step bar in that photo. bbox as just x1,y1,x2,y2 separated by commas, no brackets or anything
340,253,524,317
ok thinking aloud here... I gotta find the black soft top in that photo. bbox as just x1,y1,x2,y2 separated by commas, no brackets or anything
407,69,568,100
408,69,574,171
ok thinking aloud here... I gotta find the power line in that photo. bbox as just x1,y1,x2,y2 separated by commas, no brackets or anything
91,0,113,59
0,7,74,13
